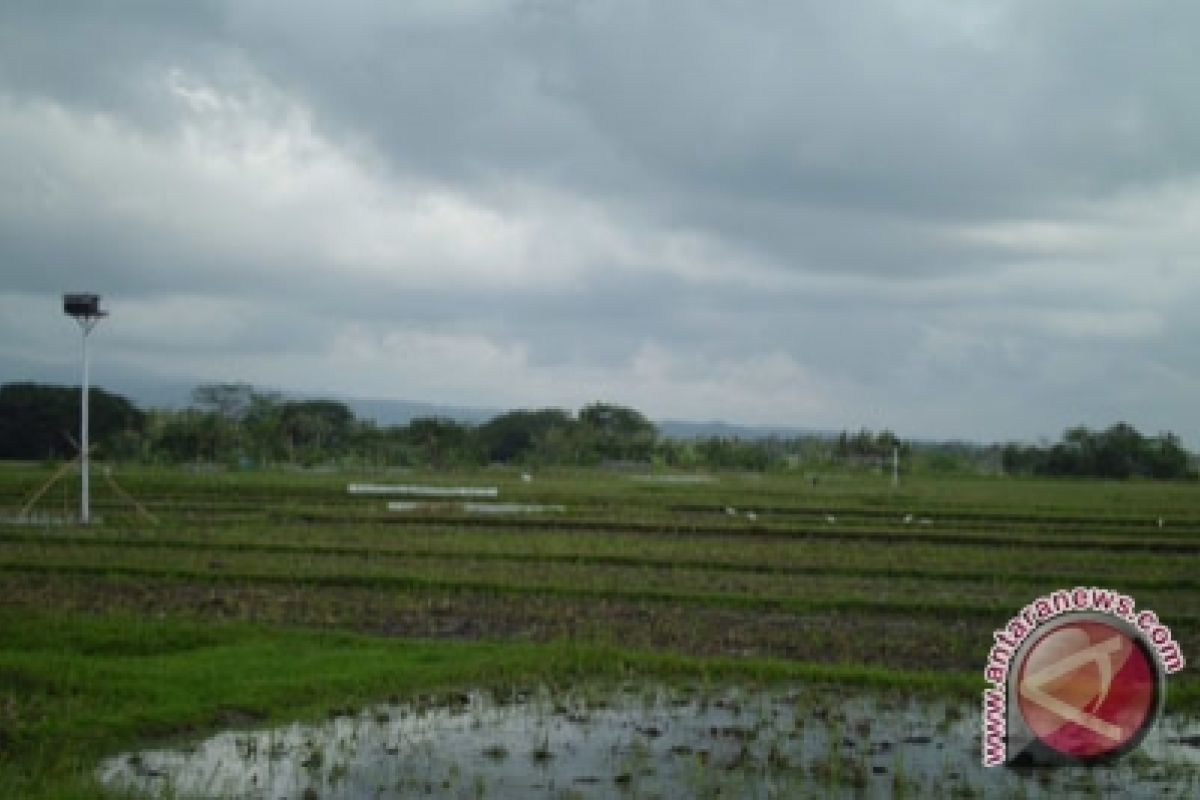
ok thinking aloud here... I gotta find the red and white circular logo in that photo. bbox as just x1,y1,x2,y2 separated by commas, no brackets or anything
1013,614,1163,763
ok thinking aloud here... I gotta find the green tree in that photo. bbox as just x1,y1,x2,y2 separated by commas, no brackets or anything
191,383,256,421
0,383,144,460
241,391,287,464
476,409,575,463
402,417,477,468
578,402,657,462
147,409,221,464
1005,423,1195,480
278,400,356,463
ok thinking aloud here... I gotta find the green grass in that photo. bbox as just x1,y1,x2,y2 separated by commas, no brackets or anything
1,462,1198,795
5,530,1200,594
0,609,980,798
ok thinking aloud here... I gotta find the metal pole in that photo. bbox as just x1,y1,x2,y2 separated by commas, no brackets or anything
81,324,90,524
64,294,105,524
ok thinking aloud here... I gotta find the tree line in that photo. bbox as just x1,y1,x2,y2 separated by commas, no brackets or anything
1001,423,1196,480
0,382,1194,478
0,382,661,468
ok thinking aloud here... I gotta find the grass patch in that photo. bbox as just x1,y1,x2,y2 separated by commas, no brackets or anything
2,464,1198,795
0,609,998,798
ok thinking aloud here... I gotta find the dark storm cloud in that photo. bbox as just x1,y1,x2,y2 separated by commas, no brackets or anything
191,1,1200,278
1,1,1197,443
0,1,229,128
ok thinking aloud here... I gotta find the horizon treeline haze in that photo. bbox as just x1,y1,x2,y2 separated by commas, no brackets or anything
0,382,1194,480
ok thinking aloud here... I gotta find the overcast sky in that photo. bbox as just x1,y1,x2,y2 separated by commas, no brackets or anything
1,1,1197,444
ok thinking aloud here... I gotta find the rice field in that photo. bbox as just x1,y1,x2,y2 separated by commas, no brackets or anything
0,462,1197,796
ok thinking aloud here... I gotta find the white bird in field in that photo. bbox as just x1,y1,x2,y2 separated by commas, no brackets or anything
903,514,914,524
746,511,758,521
825,514,837,524
725,506,737,516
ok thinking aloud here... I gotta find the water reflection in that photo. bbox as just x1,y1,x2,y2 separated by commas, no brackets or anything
99,683,1200,799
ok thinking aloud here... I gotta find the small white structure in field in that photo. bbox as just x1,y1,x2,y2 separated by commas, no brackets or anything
746,511,758,521
825,514,837,524
349,484,499,498
385,501,427,512
386,501,565,514
462,502,565,515
631,474,717,484
725,506,737,516
1157,517,1165,528
903,513,914,524
521,473,533,483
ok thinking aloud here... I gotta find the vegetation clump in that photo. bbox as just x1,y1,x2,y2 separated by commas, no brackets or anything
2,381,1194,479
1002,423,1196,480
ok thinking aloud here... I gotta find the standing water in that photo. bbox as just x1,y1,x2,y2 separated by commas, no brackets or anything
99,682,1200,798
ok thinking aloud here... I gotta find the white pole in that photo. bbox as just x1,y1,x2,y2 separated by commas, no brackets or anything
65,294,104,524
81,325,90,524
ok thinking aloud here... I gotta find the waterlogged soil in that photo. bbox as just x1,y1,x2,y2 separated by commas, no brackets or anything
0,575,987,668
100,683,1200,799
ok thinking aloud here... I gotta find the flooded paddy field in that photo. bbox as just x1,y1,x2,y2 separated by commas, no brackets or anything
1,464,1199,796
102,682,1200,799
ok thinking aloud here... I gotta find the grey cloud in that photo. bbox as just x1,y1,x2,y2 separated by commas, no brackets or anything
0,1,229,130
1,2,1197,445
